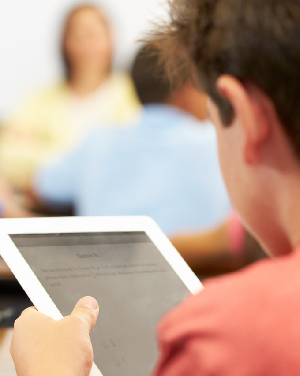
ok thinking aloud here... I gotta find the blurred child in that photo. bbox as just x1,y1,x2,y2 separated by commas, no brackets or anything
32,46,231,236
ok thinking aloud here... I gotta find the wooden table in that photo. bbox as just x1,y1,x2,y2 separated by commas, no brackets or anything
0,258,13,280
0,256,16,376
0,329,16,376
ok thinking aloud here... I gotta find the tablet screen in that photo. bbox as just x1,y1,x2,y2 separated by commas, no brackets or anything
10,232,189,376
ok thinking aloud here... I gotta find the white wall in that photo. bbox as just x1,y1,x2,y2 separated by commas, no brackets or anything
0,0,168,117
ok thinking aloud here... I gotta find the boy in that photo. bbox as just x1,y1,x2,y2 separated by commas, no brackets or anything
9,0,300,375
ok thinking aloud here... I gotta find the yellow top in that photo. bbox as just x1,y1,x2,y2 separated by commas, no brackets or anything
0,72,140,189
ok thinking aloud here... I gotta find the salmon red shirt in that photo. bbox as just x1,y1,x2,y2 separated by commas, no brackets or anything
153,248,300,376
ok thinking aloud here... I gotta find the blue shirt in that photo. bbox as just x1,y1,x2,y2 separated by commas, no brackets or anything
35,105,231,236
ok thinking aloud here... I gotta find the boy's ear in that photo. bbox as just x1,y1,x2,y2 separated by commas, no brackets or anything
216,75,271,165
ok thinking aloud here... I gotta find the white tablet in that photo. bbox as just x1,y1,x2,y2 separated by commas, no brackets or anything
0,216,202,376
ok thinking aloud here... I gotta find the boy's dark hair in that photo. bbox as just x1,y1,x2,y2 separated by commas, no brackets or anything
131,45,172,105
149,0,300,158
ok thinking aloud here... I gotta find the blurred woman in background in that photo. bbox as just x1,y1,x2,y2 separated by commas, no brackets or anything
0,4,140,189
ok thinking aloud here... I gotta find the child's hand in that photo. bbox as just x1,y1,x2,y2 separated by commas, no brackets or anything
10,296,99,376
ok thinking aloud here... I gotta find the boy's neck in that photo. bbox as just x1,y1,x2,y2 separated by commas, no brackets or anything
242,121,300,258
279,170,300,251
259,161,300,257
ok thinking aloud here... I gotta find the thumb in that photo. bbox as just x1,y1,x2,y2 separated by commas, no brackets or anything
71,296,99,332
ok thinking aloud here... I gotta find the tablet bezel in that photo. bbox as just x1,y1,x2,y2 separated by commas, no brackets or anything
0,216,203,376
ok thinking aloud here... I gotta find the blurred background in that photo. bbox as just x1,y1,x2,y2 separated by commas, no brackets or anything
0,2,265,374
0,0,168,118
